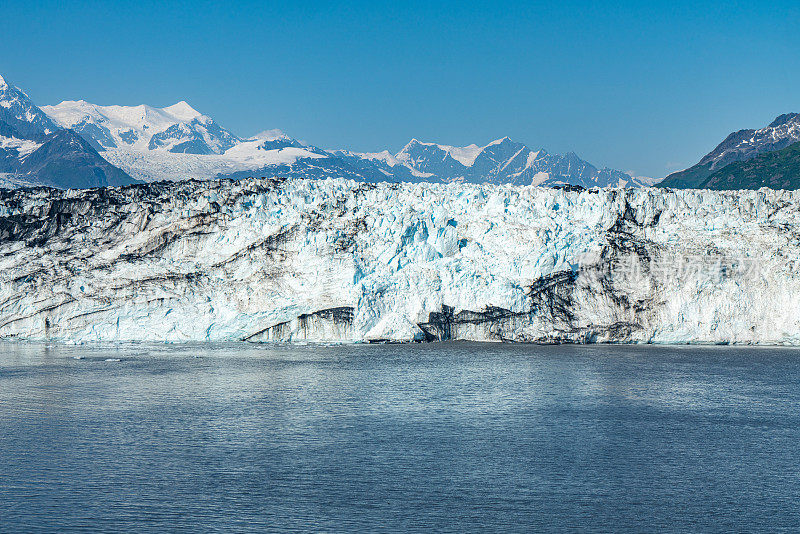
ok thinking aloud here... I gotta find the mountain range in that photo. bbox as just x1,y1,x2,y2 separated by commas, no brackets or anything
44,99,647,188
2,72,799,191
0,74,134,189
41,99,242,155
1,73,645,190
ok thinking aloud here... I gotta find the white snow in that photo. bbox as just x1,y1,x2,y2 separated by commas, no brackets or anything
42,100,234,153
396,139,486,168
627,174,661,187
485,136,511,147
40,100,332,182
447,144,483,166
531,171,550,186
350,150,401,167
0,136,40,157
252,129,289,141
103,144,325,182
162,101,202,121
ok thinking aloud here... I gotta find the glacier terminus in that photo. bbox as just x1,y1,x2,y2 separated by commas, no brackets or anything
1,178,798,344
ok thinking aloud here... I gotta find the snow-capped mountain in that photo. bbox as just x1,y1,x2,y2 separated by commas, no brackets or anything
41,100,341,183
42,100,241,154
0,74,135,189
660,113,800,188
41,97,640,188
3,177,800,343
390,137,642,187
0,74,59,141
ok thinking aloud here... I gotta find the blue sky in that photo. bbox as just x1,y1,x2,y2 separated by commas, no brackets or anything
2,0,798,178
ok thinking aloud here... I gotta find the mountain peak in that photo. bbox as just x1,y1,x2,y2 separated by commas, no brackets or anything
397,138,425,155
253,129,289,141
768,113,800,129
163,100,202,121
396,138,482,166
487,136,512,146
0,75,59,140
387,135,627,186
44,99,240,155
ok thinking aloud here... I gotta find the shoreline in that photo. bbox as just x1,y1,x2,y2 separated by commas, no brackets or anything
3,338,800,349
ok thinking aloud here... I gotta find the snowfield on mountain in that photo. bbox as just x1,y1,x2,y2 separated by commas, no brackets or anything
42,99,241,154
42,98,644,188
1,178,799,344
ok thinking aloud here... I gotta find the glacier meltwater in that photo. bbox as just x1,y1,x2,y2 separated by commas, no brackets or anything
1,177,799,344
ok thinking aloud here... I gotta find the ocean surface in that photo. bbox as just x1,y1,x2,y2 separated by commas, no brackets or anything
1,342,799,533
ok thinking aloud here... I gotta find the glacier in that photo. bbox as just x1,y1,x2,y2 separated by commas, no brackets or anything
1,178,799,344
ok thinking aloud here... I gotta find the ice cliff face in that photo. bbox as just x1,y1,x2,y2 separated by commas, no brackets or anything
1,178,799,344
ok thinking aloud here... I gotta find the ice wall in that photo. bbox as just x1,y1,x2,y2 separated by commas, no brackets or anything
1,178,799,344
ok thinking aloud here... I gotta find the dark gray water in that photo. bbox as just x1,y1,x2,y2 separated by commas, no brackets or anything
1,342,799,533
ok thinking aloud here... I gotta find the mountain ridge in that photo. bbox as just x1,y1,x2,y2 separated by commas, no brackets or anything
700,141,800,190
660,112,800,188
0,74,137,189
43,100,241,155
43,98,643,189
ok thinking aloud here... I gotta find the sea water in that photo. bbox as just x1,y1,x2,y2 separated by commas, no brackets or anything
1,342,798,532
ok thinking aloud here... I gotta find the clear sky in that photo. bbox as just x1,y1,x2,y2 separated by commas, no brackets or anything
1,0,798,178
